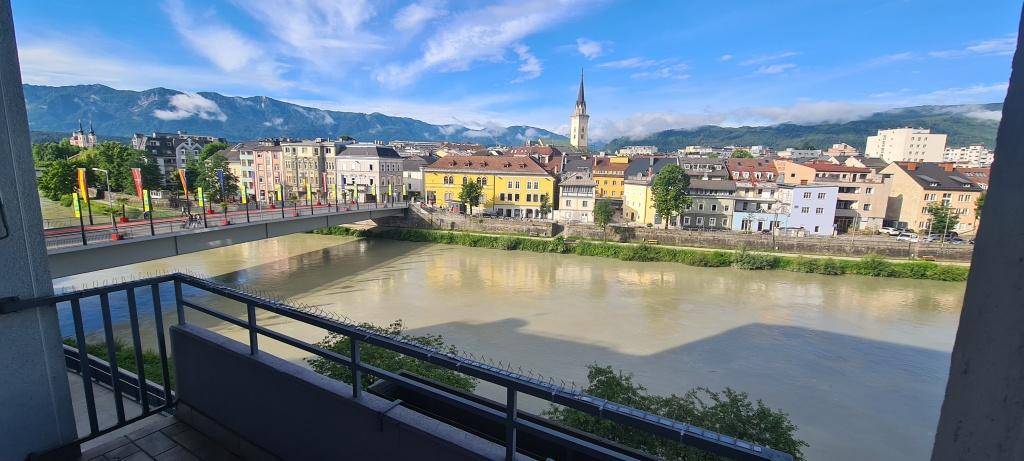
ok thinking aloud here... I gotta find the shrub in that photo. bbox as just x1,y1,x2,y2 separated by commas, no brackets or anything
851,254,896,277
59,193,74,207
732,250,780,270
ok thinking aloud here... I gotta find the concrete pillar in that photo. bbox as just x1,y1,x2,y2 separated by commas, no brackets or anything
0,1,79,458
931,7,1024,460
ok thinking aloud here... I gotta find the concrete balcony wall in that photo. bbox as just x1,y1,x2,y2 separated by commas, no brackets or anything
170,325,512,461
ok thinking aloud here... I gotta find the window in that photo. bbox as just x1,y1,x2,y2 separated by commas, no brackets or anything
696,217,704,226
499,193,505,201
709,217,717,226
515,181,521,189
582,201,588,207
814,226,820,233
801,207,809,213
462,177,468,185
565,200,572,207
803,192,811,198
507,180,513,188
683,216,691,225
817,192,827,199
514,194,520,201
866,187,874,194
698,203,705,211
711,204,718,211
815,207,824,214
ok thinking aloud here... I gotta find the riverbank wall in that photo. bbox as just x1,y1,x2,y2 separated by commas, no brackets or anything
374,205,557,237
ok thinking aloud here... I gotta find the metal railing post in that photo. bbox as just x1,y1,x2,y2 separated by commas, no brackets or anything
506,388,517,460
151,283,173,406
350,338,362,398
247,303,259,355
99,293,126,423
126,287,150,413
70,298,99,434
173,279,186,324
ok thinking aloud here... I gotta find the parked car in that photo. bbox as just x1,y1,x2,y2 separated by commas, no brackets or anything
896,232,919,242
880,227,902,236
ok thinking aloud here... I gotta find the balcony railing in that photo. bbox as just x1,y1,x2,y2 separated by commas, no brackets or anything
4,274,794,461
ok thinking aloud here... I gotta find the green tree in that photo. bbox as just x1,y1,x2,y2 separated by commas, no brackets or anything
539,194,551,219
730,149,753,158
307,320,477,392
199,141,229,161
650,164,691,229
975,192,986,218
37,159,79,201
458,180,483,214
79,142,160,192
192,153,239,203
544,365,807,461
927,203,959,236
594,199,614,239
32,140,80,164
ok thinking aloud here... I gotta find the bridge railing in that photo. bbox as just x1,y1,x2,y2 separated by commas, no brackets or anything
3,272,792,461
44,202,408,251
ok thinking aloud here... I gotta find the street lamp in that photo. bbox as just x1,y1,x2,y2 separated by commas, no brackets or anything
92,168,116,232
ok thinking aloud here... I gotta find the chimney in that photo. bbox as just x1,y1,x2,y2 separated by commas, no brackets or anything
940,162,955,172
906,162,918,171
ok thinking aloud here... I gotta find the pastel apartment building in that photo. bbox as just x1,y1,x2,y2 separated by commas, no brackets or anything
423,155,555,218
880,162,985,234
865,128,947,163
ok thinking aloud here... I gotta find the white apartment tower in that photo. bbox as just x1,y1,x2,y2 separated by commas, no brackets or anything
569,70,589,151
865,128,947,163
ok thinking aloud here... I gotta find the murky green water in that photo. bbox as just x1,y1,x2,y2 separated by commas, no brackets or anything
57,234,965,460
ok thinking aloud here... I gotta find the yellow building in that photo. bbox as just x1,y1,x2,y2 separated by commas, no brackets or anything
424,156,555,218
622,179,656,224
880,162,985,234
593,156,629,199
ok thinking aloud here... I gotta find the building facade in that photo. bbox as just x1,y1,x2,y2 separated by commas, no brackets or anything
616,146,657,157
778,184,839,236
943,145,994,167
728,158,781,232
69,120,97,148
423,156,555,218
592,156,629,199
335,144,404,203
865,128,947,163
251,141,284,204
880,162,984,234
556,172,597,223
131,131,226,178
804,162,892,232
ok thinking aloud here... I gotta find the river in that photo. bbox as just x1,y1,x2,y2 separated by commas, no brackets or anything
54,234,965,461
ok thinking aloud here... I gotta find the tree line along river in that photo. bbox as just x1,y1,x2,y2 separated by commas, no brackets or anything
55,233,966,461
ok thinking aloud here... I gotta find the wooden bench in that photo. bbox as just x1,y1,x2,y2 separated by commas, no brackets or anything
645,239,659,245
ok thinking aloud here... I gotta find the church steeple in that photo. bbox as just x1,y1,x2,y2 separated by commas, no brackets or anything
576,69,586,107
88,119,94,134
569,69,589,151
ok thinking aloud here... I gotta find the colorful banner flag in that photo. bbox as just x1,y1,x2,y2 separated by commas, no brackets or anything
131,168,144,198
72,192,81,218
305,180,312,200
215,169,226,198
178,169,189,199
241,182,248,204
143,189,151,212
197,187,205,207
276,184,283,202
76,168,89,203
388,184,393,195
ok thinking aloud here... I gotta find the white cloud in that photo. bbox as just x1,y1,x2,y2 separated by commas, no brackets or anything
17,41,291,91
919,83,1009,100
631,63,689,80
373,0,589,88
598,57,657,69
740,51,800,66
153,93,228,121
591,101,881,140
164,0,263,72
511,44,543,83
755,63,796,75
393,1,446,32
263,117,285,127
575,38,604,59
719,54,733,62
229,0,385,66
868,52,915,65
929,34,1017,58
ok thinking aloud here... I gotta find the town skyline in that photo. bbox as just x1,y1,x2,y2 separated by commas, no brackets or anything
11,0,1021,140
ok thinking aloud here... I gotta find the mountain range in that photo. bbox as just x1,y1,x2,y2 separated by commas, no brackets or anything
22,84,564,146
23,84,1001,152
603,104,1002,152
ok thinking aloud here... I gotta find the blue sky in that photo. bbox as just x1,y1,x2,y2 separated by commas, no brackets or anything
11,0,1021,140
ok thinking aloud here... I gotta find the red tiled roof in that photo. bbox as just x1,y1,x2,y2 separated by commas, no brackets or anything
424,155,551,175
